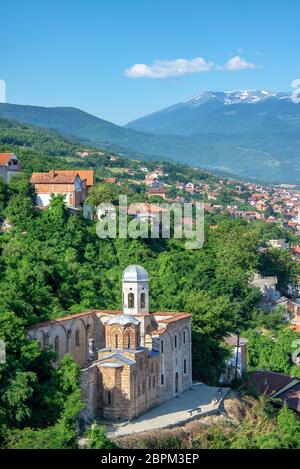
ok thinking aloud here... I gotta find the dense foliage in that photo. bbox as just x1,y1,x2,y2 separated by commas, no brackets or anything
85,424,117,449
1,122,299,449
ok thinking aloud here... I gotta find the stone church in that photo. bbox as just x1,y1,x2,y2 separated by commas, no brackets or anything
28,265,192,422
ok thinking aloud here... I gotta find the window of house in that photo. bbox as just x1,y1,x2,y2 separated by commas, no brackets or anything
54,336,59,354
175,335,178,348
184,359,187,374
183,331,186,345
140,292,146,309
75,329,80,347
161,340,164,354
151,363,153,373
153,377,155,388
108,391,111,405
128,292,134,309
115,334,119,349
161,374,164,385
142,381,145,394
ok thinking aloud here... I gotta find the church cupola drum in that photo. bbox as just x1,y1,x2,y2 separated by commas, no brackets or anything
122,265,149,315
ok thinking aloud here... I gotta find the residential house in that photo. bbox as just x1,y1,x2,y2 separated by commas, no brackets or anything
147,187,168,200
219,333,248,384
249,371,300,415
104,177,117,184
144,174,162,188
0,153,21,183
153,167,164,177
30,170,94,208
185,182,195,194
250,273,284,311
268,239,289,249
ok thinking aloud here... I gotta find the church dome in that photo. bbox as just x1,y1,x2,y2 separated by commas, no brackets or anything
122,265,149,283
106,314,140,326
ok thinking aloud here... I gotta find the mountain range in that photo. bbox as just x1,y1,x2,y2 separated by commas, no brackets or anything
0,90,299,183
126,90,297,135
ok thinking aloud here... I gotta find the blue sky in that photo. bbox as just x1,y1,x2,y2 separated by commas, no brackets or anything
1,0,300,124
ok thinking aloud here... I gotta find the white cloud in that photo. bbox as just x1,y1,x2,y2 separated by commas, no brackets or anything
124,57,215,79
224,55,258,71
125,55,259,79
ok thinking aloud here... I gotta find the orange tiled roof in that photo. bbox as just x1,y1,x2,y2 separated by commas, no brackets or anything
0,153,17,165
148,187,167,194
156,312,192,323
30,170,94,186
151,328,167,336
30,171,78,184
27,309,191,330
58,170,94,187
27,309,122,330
289,325,300,332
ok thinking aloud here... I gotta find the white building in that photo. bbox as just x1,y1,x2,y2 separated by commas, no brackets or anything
0,153,21,183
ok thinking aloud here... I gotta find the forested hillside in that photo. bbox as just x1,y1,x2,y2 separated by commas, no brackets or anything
1,99,300,183
1,120,300,449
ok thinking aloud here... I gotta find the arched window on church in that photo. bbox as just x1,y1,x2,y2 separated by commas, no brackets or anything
75,329,80,347
128,292,134,309
140,292,146,309
183,331,186,345
184,359,187,374
115,334,119,349
54,336,59,354
126,333,131,349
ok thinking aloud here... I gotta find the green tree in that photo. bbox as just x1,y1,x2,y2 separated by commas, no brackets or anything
0,177,8,217
85,423,117,449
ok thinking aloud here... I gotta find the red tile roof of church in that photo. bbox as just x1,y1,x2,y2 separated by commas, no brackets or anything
27,309,191,330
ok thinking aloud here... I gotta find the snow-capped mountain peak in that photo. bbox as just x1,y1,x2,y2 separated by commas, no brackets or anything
182,90,290,107
222,90,278,105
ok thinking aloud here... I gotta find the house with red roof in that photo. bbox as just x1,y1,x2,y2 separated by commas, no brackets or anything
30,169,94,208
0,153,21,183
147,187,168,199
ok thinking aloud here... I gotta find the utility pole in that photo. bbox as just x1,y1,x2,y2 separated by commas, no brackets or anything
234,330,240,382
